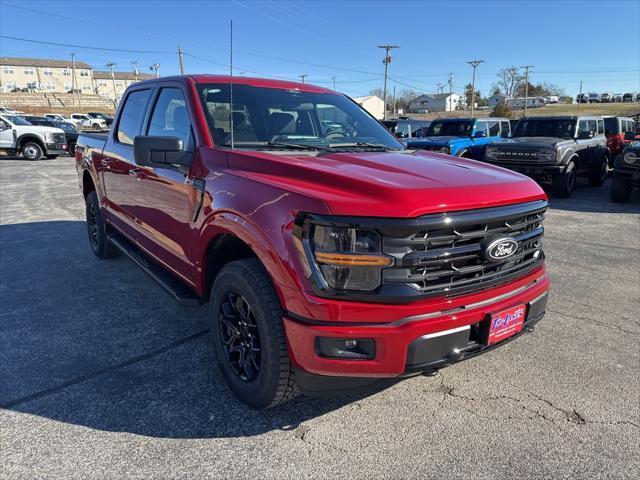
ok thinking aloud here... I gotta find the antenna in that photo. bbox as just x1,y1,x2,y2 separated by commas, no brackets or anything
229,19,234,150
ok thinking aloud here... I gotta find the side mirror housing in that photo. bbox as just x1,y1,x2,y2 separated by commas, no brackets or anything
624,131,638,141
578,130,594,140
134,135,191,167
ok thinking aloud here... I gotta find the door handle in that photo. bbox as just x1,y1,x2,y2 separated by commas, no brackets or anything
101,158,111,168
129,168,146,179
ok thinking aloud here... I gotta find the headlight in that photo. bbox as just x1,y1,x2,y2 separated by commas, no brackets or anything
294,220,392,292
538,149,557,161
485,146,498,159
44,131,55,142
623,152,638,164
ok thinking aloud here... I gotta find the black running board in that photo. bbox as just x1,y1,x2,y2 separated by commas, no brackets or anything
109,233,203,307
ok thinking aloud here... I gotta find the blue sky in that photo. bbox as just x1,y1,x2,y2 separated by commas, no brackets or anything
1,0,638,98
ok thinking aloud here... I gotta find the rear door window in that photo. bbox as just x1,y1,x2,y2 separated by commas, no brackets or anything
487,120,500,137
500,121,510,136
116,89,151,145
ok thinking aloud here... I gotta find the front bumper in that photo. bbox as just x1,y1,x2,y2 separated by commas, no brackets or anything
284,267,549,394
484,160,564,178
45,143,68,155
614,166,640,186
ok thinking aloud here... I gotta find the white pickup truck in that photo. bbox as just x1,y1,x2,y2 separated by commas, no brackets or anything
69,113,107,130
0,114,67,160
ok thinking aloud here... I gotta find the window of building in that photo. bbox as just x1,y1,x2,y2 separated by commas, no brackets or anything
64,83,72,91
2,66,14,74
115,80,123,86
45,83,55,90
26,81,37,90
6,81,17,90
43,68,53,76
98,79,107,86
79,69,89,77
147,88,192,149
24,67,34,75
116,89,151,145
82,83,91,90
63,68,71,76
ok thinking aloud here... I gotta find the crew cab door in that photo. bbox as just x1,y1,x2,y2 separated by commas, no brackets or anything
100,87,152,241
0,117,15,148
130,85,199,285
575,119,597,169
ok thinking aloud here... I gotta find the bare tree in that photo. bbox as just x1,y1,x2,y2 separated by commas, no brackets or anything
495,67,524,97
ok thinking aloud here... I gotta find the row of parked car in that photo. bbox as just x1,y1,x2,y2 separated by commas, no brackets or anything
576,92,640,103
384,114,639,201
0,108,113,159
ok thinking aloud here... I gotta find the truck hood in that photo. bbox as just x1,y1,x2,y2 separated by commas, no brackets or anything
495,137,572,148
14,125,66,136
226,149,546,217
407,136,460,147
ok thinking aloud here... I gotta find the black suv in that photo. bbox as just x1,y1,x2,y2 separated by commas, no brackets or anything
23,116,79,155
611,135,640,203
483,116,609,198
382,118,431,139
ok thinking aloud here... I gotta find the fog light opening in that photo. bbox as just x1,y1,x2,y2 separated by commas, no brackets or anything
315,337,375,360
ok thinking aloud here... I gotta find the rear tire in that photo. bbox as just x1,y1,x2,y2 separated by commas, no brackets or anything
588,156,608,187
210,258,298,408
552,161,576,198
610,175,632,203
21,141,43,161
85,191,119,259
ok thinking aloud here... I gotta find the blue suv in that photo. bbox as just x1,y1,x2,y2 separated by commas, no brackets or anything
406,117,511,159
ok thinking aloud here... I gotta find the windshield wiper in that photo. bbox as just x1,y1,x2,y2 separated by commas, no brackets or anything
266,141,333,152
327,142,400,151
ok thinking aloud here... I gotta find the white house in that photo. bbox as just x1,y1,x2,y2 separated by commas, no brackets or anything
408,93,462,113
353,95,384,119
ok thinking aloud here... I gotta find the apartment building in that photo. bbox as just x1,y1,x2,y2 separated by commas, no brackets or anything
0,56,93,93
93,71,155,102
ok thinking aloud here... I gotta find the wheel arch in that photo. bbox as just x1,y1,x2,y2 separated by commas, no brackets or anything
16,134,46,151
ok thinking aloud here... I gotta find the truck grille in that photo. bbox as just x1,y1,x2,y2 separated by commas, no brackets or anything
490,148,545,162
380,201,546,298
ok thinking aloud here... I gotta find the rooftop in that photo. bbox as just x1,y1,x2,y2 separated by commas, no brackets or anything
0,56,92,69
93,71,155,80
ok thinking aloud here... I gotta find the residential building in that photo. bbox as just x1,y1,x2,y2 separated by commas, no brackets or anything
92,71,155,102
0,56,93,93
352,95,384,120
505,97,546,109
408,93,463,113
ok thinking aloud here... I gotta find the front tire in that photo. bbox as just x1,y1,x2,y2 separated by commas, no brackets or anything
552,161,576,198
610,175,632,203
21,141,43,161
85,191,119,259
210,258,298,408
588,156,608,187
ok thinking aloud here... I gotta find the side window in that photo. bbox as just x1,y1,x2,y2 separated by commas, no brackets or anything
147,88,192,149
597,119,604,135
475,121,488,136
500,121,510,136
487,120,500,137
116,89,151,145
578,120,589,134
587,120,597,133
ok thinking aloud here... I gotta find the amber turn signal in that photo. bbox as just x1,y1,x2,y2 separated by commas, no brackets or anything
314,252,392,267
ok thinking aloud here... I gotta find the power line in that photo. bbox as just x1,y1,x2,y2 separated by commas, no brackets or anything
0,35,174,54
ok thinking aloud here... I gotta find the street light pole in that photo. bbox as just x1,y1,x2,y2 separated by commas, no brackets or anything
521,65,533,117
299,74,308,84
448,73,454,117
378,44,399,120
467,60,484,117
106,62,118,107
150,63,160,78
332,76,336,91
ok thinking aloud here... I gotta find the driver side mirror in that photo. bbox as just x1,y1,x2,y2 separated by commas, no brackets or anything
134,136,192,167
624,131,638,141
578,130,594,140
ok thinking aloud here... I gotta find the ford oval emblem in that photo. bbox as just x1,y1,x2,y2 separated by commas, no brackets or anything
485,237,518,262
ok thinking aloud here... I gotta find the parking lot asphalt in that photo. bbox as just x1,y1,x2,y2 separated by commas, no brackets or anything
1,155,639,479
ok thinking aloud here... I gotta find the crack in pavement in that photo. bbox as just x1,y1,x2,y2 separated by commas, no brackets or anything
1,329,210,409
548,309,639,335
294,423,356,459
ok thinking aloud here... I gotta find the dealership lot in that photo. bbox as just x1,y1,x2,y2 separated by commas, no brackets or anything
1,156,638,479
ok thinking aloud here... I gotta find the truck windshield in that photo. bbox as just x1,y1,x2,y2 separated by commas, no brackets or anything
425,121,472,137
196,83,404,151
4,115,31,126
512,119,576,139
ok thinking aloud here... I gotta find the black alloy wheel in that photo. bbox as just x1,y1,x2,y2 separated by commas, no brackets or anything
219,291,262,382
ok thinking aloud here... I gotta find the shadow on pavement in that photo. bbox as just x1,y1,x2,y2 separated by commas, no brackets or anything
0,221,386,438
543,178,640,213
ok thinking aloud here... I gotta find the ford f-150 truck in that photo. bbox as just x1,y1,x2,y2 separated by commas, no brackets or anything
483,116,609,198
406,117,510,160
75,75,549,408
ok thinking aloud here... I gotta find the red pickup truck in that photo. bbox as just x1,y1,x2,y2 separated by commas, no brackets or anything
75,75,549,408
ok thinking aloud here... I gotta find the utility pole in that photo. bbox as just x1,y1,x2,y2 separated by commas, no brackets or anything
106,62,118,107
332,76,336,91
377,44,399,120
521,65,533,117
436,82,443,94
150,63,160,78
70,52,81,109
577,80,583,114
298,74,308,84
466,60,484,117
178,46,185,74
132,61,139,81
448,73,454,117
